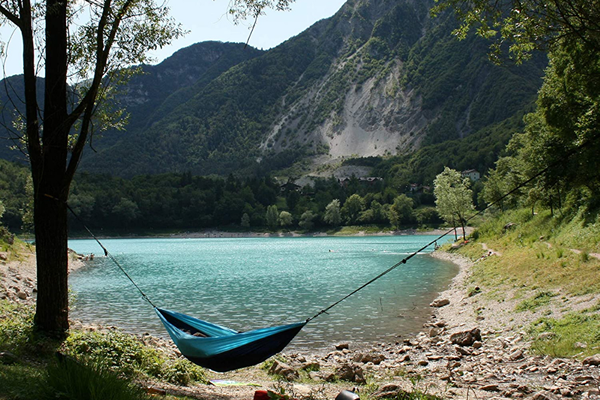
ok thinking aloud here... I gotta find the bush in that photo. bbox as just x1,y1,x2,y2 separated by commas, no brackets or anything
62,329,206,384
45,355,150,400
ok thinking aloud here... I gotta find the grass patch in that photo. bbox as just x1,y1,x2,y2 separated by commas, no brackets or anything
530,311,600,358
457,208,600,296
515,291,555,312
1,299,207,399
46,355,150,400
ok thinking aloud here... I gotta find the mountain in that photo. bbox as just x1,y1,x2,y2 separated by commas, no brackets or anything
0,0,546,179
0,41,263,163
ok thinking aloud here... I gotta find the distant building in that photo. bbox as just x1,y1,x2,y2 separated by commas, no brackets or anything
280,179,301,193
339,177,383,187
461,169,481,181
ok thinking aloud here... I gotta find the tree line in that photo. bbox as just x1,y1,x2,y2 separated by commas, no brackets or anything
0,162,469,234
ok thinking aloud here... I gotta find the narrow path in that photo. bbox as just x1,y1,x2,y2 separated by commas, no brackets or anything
568,248,600,260
545,241,600,260
480,243,502,256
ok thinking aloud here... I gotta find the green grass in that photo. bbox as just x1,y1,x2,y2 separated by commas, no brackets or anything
515,291,556,312
456,208,600,296
529,310,600,358
0,299,207,400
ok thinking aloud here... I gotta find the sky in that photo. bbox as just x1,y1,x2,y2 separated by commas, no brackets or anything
0,0,347,79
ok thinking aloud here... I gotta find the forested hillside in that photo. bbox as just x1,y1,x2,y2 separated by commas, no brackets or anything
0,0,545,180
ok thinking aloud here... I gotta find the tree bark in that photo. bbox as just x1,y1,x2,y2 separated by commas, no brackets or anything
32,0,70,336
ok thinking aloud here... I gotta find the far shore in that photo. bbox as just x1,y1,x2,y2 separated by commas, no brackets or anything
67,226,471,240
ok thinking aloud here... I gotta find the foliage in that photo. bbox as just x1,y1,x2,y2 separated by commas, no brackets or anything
433,0,600,64
341,194,364,225
324,199,342,227
434,167,475,236
266,205,280,229
45,355,150,400
279,211,293,227
62,330,207,385
389,195,414,228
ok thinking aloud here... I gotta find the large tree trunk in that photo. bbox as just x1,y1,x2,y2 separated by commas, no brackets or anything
32,186,69,335
32,0,70,336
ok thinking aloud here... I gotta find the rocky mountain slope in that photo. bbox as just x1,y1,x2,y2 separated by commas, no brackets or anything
0,0,546,178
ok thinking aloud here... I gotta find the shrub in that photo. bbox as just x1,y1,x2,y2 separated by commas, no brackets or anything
62,329,206,384
45,355,149,400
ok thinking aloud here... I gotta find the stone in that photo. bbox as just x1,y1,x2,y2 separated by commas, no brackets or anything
450,328,482,347
455,346,472,356
269,360,299,381
335,343,349,350
417,360,429,366
481,384,500,392
509,349,525,361
430,299,450,308
373,384,410,399
398,354,410,363
538,332,556,340
352,352,385,365
16,290,27,300
428,327,442,337
582,354,600,366
334,363,365,384
531,391,555,400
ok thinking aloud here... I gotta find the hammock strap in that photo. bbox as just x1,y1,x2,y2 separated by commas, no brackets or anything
46,194,156,309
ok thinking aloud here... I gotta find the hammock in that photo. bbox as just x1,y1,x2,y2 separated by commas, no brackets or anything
155,308,306,372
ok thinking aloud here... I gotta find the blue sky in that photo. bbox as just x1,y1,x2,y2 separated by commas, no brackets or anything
0,0,347,78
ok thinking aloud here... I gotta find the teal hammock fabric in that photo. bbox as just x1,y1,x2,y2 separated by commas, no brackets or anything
155,308,306,372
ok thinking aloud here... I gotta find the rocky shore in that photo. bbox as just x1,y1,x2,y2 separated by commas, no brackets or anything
2,246,599,400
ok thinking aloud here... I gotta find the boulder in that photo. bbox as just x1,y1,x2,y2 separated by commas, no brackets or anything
582,354,600,366
430,299,450,308
352,352,385,365
269,360,299,381
333,363,366,384
373,384,410,399
450,328,482,347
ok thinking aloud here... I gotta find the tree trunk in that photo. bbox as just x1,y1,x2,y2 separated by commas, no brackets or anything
33,188,69,335
32,0,70,336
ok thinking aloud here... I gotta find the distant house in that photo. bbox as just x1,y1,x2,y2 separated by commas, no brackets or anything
338,177,383,187
280,180,301,193
359,177,383,186
461,169,481,181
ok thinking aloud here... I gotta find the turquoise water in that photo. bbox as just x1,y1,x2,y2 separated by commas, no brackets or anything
68,236,456,350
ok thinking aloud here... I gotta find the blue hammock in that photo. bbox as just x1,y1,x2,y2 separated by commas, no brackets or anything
155,308,306,372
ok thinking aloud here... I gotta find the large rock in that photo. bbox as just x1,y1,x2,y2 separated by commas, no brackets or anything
352,352,385,365
450,328,482,347
332,363,366,384
373,384,410,399
430,299,450,308
583,354,600,366
269,360,299,381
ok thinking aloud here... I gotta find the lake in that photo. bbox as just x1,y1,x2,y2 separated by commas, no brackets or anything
68,235,456,351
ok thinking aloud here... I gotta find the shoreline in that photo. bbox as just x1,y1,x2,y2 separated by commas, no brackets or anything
3,245,599,399
67,227,468,240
